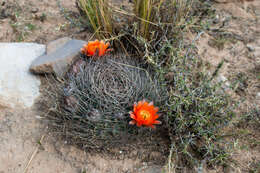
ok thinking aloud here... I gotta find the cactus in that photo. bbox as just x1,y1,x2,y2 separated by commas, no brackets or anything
46,54,167,149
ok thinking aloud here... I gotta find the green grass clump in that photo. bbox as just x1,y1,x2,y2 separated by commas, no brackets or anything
77,0,113,39
46,55,167,150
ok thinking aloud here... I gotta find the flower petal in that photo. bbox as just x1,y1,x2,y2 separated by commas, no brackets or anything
130,100,160,128
98,42,105,56
133,104,137,112
129,120,136,125
137,122,142,127
81,48,85,54
81,40,111,57
130,113,136,120
153,120,161,125
105,42,110,48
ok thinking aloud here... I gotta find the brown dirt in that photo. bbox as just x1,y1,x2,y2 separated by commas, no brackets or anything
0,0,259,172
0,106,162,173
0,0,89,43
196,0,260,172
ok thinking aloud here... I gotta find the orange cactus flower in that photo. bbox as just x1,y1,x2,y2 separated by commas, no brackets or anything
129,100,161,129
81,39,111,56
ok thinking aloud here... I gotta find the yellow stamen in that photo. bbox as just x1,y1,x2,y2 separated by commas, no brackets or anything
140,110,151,120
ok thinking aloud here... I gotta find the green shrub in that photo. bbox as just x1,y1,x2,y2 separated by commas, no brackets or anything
166,67,234,166
129,0,236,166
146,33,235,168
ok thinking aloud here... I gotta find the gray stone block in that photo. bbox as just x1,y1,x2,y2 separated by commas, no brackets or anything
30,39,86,78
47,37,72,54
0,43,45,108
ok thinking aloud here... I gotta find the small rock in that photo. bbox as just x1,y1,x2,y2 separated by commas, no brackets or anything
0,9,8,19
31,8,39,13
33,13,47,22
217,75,230,90
256,92,260,99
215,14,219,20
246,44,255,52
213,14,220,24
1,1,5,6
0,43,45,108
30,39,87,78
217,75,228,82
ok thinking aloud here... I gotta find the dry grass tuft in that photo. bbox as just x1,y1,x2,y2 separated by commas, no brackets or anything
77,0,113,39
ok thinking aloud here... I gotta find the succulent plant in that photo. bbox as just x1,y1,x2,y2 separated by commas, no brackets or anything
47,54,168,149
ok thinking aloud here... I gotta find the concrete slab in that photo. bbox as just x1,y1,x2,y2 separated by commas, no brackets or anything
0,43,45,108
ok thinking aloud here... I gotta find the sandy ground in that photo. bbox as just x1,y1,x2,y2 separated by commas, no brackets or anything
0,105,155,173
0,0,259,172
196,0,260,172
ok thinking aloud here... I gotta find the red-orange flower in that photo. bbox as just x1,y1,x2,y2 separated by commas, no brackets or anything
81,39,111,56
129,100,161,129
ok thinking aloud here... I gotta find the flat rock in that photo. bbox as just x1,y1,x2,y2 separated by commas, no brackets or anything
0,43,45,108
47,37,72,54
30,39,86,78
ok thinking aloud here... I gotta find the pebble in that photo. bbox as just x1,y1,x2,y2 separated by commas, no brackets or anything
31,8,39,13
256,92,260,99
217,75,231,90
246,44,255,52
